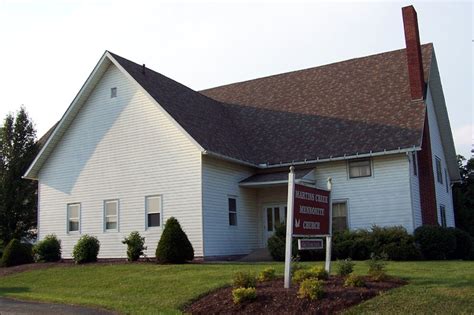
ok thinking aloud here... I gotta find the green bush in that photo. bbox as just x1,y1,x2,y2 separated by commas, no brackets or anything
447,228,472,260
291,261,304,275
267,224,298,261
297,279,324,300
414,225,456,260
367,253,388,281
0,239,33,267
336,258,355,276
309,266,329,280
344,273,365,287
33,234,61,262
232,287,256,304
122,231,146,262
72,235,100,264
292,269,313,284
258,267,276,282
0,240,4,259
156,217,194,264
371,226,421,260
233,271,257,288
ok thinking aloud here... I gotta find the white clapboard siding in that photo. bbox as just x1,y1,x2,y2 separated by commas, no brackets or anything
426,86,455,227
38,63,203,258
202,156,258,257
408,152,422,228
313,154,414,232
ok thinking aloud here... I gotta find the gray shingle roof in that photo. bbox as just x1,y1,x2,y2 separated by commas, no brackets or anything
109,44,432,166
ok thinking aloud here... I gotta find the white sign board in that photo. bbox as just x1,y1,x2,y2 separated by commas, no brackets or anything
298,239,324,250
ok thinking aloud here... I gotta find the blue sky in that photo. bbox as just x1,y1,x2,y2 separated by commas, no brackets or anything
0,0,472,158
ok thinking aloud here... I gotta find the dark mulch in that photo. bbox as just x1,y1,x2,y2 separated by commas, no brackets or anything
185,276,406,314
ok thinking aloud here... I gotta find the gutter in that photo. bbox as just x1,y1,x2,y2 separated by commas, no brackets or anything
204,146,421,170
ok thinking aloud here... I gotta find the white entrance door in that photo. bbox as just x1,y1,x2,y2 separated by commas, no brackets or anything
263,204,287,244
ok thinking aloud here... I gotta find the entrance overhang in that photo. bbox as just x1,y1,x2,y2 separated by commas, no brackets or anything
239,168,316,188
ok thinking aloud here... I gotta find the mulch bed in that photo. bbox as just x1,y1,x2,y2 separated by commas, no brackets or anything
185,276,406,314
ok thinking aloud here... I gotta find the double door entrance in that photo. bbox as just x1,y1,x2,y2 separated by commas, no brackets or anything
263,204,287,243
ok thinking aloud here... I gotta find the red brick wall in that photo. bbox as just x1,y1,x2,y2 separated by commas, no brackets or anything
417,111,438,225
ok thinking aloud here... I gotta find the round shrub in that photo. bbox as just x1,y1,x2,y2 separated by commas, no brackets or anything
292,269,313,284
258,267,276,282
267,224,298,261
446,228,472,260
336,258,355,276
297,278,324,300
156,217,194,263
0,239,33,267
122,231,146,262
34,234,61,262
309,266,329,280
344,273,365,287
414,225,456,260
72,235,100,264
232,287,256,304
233,271,257,288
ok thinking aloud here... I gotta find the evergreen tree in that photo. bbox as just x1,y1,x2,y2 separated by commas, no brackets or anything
0,106,38,243
453,155,474,237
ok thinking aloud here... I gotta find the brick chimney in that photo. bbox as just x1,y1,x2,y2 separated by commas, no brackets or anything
402,5,425,100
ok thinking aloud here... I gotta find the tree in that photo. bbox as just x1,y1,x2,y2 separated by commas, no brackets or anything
0,106,38,243
453,155,474,237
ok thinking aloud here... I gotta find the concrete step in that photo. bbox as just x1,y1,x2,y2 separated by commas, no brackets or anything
239,248,273,262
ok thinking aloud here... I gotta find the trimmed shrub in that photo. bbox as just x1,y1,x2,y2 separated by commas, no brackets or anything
34,234,61,262
336,258,355,276
414,225,456,260
292,269,313,284
122,231,146,262
344,273,365,287
331,226,420,261
447,228,472,260
258,267,276,282
309,266,329,280
72,235,100,264
267,224,298,261
232,287,256,304
291,261,304,275
233,271,257,288
367,253,388,281
156,217,194,264
371,226,421,260
297,279,324,300
0,239,33,267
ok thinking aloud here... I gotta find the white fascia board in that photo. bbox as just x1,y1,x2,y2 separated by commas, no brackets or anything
24,52,112,180
105,52,204,153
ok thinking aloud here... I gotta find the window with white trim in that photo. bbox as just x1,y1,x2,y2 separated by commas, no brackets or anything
348,159,371,178
67,203,80,233
413,152,418,176
332,202,348,232
111,87,117,98
104,200,118,231
440,205,447,227
435,157,443,184
146,195,161,228
444,169,449,193
228,197,237,226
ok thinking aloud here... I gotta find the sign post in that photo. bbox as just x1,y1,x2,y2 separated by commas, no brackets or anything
284,168,332,288
284,166,295,289
325,178,333,273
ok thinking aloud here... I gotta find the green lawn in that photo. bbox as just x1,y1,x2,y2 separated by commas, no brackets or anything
0,261,473,314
